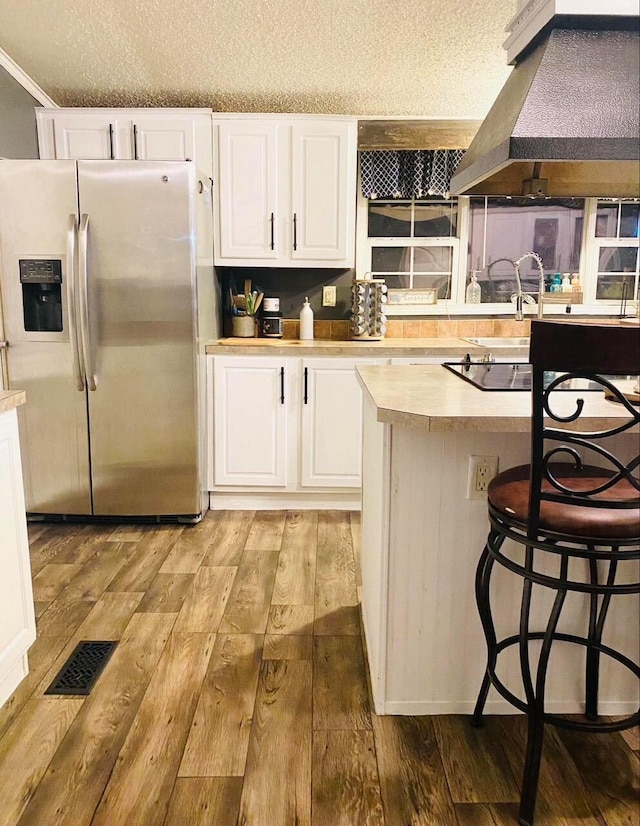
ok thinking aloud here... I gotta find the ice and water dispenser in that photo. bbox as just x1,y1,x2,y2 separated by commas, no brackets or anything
19,259,63,333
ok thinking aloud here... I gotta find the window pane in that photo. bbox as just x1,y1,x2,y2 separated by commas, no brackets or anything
368,203,411,237
596,275,638,300
468,198,585,299
380,274,412,289
371,246,411,272
620,203,640,238
598,246,638,273
414,202,457,237
413,246,452,273
596,203,618,237
413,272,451,299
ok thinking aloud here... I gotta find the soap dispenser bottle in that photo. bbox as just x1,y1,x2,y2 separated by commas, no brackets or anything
466,271,481,304
299,296,314,340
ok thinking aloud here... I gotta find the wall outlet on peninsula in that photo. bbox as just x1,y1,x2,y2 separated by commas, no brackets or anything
467,455,498,499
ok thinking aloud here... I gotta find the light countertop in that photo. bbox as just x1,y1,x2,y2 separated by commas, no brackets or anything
356,364,638,433
0,390,26,415
205,337,513,357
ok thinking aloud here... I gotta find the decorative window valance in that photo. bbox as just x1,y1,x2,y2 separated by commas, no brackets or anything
360,149,466,199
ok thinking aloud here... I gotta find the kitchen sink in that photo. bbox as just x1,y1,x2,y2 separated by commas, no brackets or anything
462,336,530,348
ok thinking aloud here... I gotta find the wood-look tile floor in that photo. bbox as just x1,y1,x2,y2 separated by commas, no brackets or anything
0,510,638,826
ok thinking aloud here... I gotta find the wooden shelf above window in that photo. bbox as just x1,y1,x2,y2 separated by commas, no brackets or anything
357,119,482,151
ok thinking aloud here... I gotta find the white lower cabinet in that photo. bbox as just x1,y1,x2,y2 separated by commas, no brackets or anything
212,357,289,487
209,354,383,502
0,406,36,709
300,358,381,488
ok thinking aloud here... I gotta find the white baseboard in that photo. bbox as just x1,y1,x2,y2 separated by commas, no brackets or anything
377,698,640,716
0,652,28,710
209,491,361,510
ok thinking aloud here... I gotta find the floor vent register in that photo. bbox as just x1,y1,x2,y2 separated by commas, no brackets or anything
45,640,118,696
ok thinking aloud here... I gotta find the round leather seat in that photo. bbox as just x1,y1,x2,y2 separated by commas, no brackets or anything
488,463,640,540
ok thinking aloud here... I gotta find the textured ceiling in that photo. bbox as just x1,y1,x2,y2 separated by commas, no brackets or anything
0,0,515,117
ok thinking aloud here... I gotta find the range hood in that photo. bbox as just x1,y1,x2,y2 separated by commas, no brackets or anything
450,6,640,198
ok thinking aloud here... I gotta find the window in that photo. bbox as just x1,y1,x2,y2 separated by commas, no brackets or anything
363,198,460,305
593,200,639,301
357,185,640,315
467,198,585,303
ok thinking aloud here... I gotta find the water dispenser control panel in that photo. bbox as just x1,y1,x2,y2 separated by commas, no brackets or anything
19,258,63,332
19,259,62,284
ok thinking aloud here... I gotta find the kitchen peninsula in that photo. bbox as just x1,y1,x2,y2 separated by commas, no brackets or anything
357,365,640,716
0,390,35,708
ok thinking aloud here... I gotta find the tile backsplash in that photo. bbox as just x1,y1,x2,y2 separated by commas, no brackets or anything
280,318,533,340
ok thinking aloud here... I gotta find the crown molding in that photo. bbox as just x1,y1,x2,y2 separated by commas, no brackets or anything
0,46,58,107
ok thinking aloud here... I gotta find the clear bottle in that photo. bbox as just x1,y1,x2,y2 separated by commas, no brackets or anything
299,296,314,340
466,271,481,304
551,273,562,293
571,273,581,293
561,273,572,293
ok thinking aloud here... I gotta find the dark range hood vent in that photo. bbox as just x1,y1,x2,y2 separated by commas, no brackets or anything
450,18,640,198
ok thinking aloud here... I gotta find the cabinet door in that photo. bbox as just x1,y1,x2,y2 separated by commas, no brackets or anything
52,113,120,159
130,117,197,161
213,357,287,487
0,409,36,707
300,358,380,488
290,121,356,265
214,121,278,262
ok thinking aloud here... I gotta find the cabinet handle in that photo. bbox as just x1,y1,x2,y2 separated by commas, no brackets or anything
280,366,285,404
303,367,308,404
198,180,203,194
270,213,275,251
108,124,115,160
293,213,297,251
133,124,139,160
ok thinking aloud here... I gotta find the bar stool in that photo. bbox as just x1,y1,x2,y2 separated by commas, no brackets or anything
472,320,640,826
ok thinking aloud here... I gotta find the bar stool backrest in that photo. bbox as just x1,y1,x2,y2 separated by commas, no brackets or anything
527,320,640,538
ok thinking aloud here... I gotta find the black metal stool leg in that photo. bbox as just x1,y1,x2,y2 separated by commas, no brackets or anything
472,532,501,727
518,574,568,826
585,554,617,721
518,713,545,826
585,568,600,721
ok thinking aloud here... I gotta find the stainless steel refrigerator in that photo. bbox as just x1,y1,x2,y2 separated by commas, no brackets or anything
0,160,213,521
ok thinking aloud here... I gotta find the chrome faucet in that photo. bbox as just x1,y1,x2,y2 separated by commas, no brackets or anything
486,256,539,321
514,252,545,320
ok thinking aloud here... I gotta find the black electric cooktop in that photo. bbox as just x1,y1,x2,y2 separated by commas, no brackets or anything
443,361,604,392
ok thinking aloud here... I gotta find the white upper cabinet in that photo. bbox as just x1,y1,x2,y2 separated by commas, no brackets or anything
37,108,214,265
290,122,354,263
216,120,279,261
212,115,357,268
37,108,212,162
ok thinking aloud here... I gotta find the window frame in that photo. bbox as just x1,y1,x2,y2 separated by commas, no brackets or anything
356,188,640,317
585,198,640,304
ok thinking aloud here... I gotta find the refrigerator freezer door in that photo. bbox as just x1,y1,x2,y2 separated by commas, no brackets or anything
77,161,199,516
0,161,92,514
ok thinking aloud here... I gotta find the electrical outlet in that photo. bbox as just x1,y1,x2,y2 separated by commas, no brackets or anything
322,285,337,307
466,455,498,499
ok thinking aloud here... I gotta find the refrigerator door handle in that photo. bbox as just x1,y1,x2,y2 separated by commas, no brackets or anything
78,213,97,391
66,214,85,391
